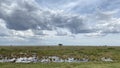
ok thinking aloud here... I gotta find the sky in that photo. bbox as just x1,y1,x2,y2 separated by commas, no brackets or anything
0,0,120,46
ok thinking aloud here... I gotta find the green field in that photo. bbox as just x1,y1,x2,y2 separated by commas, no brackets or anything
0,62,120,68
0,46,120,61
0,46,120,68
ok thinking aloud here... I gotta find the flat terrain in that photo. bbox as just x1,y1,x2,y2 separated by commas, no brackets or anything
0,62,120,68
0,46,120,68
0,46,120,61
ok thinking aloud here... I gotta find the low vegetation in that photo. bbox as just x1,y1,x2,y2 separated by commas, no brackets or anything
0,46,120,68
0,62,120,68
0,46,120,61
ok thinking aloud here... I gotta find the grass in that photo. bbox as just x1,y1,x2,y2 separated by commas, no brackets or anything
0,46,120,61
0,62,120,68
0,46,120,68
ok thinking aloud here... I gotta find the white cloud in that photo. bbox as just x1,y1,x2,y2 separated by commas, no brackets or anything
95,18,120,33
1,0,120,45
86,10,120,37
11,29,34,37
0,0,91,35
0,19,11,36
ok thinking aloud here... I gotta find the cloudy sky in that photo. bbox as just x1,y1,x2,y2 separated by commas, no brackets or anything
0,0,120,46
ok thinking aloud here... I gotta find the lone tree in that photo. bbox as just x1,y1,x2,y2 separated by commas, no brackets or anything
58,43,63,46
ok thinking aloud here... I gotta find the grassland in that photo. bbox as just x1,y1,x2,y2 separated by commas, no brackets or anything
0,62,120,68
0,46,120,68
0,46,120,61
